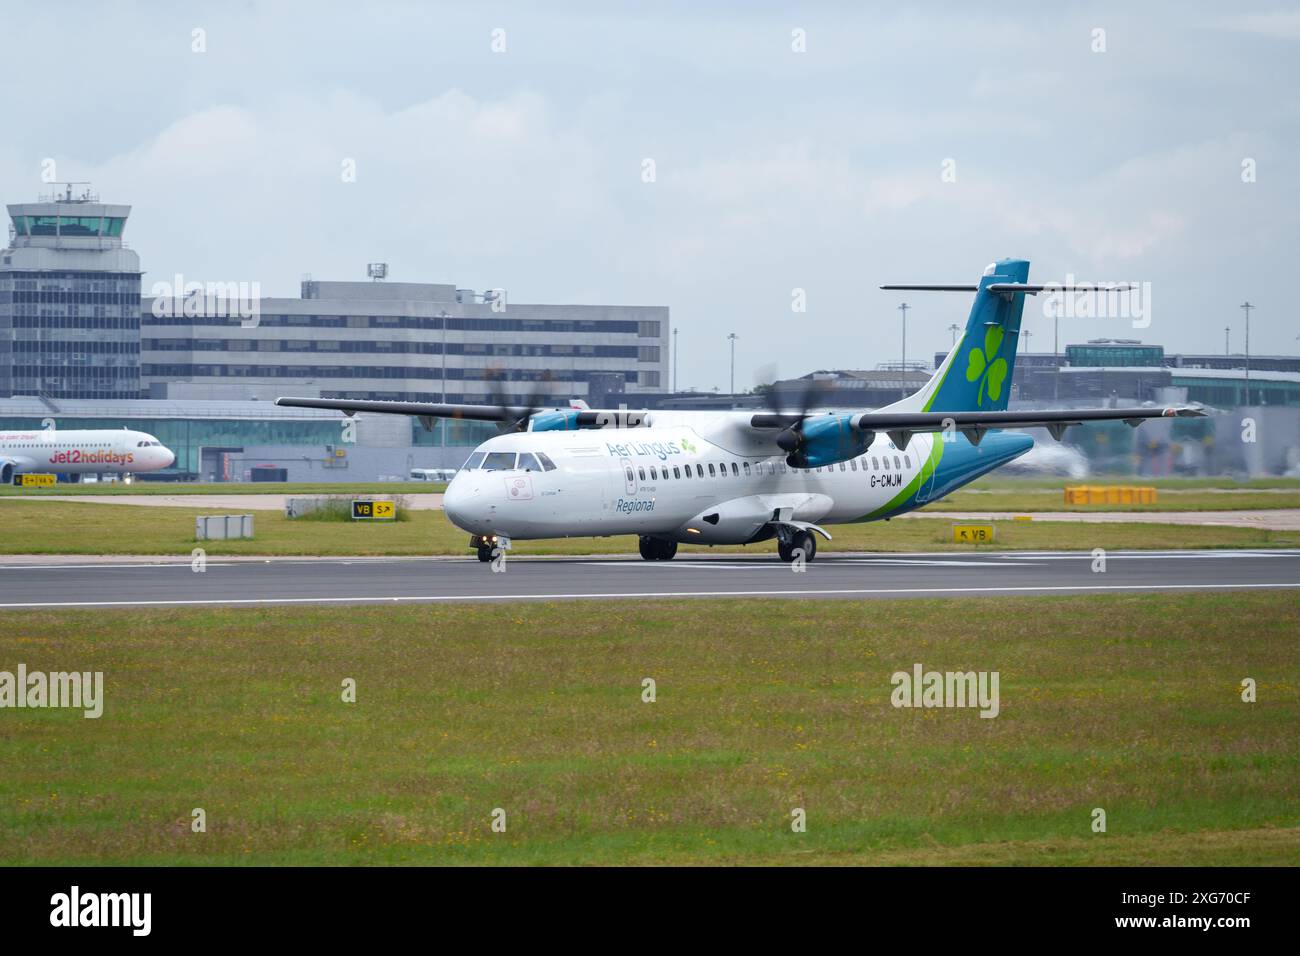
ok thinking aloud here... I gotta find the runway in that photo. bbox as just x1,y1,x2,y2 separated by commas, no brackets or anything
1,549,1298,609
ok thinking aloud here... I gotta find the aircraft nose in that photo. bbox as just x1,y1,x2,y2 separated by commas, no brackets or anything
162,449,176,468
443,476,484,531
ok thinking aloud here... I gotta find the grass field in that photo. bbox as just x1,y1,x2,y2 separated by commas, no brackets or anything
2,499,1299,556
1,592,1296,865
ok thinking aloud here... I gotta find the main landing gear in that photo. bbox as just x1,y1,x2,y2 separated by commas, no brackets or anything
638,536,678,561
778,529,817,564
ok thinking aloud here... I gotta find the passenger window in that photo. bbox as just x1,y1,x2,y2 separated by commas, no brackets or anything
881,457,889,470
717,464,726,479
872,457,879,470
696,464,704,477
904,455,912,468
894,456,901,470
743,462,751,476
708,463,715,476
731,462,739,476
625,466,634,482
850,459,858,471
673,466,681,479
517,453,542,472
839,462,846,471
482,452,515,471
638,467,646,480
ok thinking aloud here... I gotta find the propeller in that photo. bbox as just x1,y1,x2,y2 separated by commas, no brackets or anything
749,365,831,466
484,367,558,433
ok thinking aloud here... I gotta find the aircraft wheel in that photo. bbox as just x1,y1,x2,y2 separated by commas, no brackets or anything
476,543,494,563
778,540,795,562
639,537,677,560
792,530,817,563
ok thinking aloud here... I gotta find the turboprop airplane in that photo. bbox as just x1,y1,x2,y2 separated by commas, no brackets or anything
278,259,1204,563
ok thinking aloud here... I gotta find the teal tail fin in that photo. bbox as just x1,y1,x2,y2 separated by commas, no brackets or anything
889,258,1031,413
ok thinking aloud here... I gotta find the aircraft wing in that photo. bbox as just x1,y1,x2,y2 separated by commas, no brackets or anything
275,396,516,423
274,396,646,431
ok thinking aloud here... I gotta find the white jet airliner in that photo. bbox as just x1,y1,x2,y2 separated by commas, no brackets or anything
278,259,1204,563
0,428,175,483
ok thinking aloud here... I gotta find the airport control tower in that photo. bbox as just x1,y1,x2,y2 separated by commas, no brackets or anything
0,184,142,399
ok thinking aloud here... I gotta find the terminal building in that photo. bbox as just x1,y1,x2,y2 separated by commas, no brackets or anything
140,278,667,409
0,188,669,480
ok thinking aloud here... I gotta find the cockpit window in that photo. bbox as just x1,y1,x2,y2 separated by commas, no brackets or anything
481,452,516,471
535,452,557,471
464,452,486,470
517,453,542,472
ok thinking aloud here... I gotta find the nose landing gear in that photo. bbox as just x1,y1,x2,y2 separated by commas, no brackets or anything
471,534,501,562
638,537,678,561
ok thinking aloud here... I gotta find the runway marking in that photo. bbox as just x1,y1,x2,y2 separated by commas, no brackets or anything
0,581,1296,609
581,558,1031,568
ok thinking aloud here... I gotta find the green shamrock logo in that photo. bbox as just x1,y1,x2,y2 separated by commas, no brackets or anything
965,324,1009,407
680,438,696,452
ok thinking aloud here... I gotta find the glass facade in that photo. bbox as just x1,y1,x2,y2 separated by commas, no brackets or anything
10,215,127,238
1173,376,1300,407
410,419,499,447
1066,343,1165,367
0,271,142,398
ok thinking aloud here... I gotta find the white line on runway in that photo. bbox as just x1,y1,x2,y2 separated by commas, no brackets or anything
1,581,1296,608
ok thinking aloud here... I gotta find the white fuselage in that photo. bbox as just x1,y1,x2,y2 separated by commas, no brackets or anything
0,429,176,480
442,412,936,545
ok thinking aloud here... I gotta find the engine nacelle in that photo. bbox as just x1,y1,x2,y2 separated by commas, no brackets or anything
529,410,582,431
530,409,651,431
780,415,873,469
0,462,12,484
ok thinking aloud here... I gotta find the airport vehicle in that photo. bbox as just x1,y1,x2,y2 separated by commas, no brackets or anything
0,428,175,483
410,468,458,482
279,259,1204,562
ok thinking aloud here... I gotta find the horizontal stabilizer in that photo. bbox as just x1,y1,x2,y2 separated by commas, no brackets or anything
880,282,1137,295
986,282,1137,295
878,284,978,292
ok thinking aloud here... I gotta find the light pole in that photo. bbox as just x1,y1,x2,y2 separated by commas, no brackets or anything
1053,311,1061,401
897,302,910,369
727,332,738,395
1021,329,1032,353
1224,325,1230,356
672,326,679,393
947,323,960,346
439,309,449,453
1240,301,1253,405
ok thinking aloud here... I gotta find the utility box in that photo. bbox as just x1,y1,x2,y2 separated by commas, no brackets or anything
285,497,328,518
196,514,254,540
250,466,288,482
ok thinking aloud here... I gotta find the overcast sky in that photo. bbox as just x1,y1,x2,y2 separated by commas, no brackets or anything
4,1,1297,392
